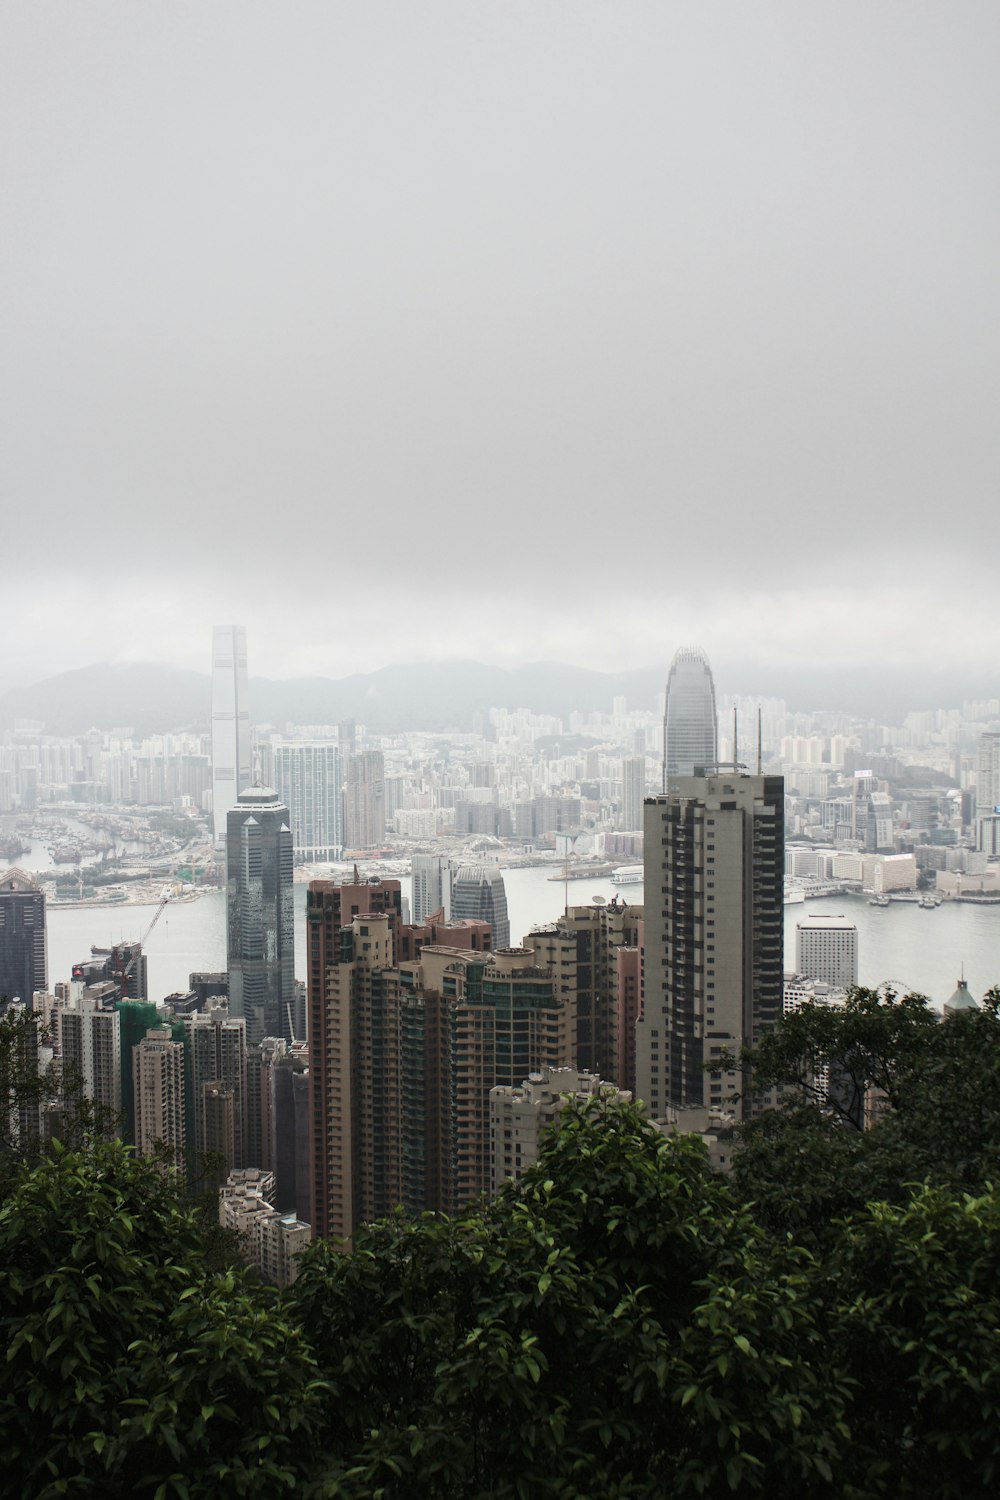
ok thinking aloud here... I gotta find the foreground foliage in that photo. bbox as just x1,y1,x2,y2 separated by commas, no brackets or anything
3,990,1000,1497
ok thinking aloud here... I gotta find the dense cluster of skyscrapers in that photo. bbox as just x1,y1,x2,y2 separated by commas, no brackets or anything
5,622,998,1278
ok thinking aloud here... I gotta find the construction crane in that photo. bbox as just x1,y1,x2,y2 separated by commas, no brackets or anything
114,891,171,999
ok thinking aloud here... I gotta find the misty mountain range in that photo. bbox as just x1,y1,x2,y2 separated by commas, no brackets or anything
0,660,995,738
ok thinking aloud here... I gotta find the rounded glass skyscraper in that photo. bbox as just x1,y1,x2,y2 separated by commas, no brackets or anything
662,646,718,785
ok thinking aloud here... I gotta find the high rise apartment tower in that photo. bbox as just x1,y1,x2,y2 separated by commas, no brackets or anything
621,756,646,832
343,751,385,850
662,647,718,787
637,773,784,1122
273,742,343,861
211,625,252,845
226,787,295,1045
0,867,46,1003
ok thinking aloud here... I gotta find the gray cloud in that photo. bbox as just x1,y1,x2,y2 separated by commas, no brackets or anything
2,2,998,687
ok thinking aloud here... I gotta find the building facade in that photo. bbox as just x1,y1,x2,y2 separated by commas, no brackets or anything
273,741,343,862
662,646,718,785
490,1067,630,1191
226,786,295,1045
795,917,858,989
450,864,510,949
410,853,452,924
343,751,385,850
211,624,252,845
0,868,46,1005
637,773,784,1122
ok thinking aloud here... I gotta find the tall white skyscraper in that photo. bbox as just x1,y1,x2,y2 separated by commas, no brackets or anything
637,772,784,1122
273,742,343,861
662,647,718,787
411,853,452,923
211,625,252,846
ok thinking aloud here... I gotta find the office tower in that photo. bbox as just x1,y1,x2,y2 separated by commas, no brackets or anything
621,756,646,832
186,1005,248,1170
662,647,718,786
411,853,452,923
306,878,403,1241
343,751,385,849
133,1027,186,1165
226,786,295,1045
490,1067,630,1192
637,772,784,1122
211,624,252,845
0,868,46,1003
273,741,343,861
976,732,1000,851
795,916,858,990
59,995,122,1138
451,864,510,949
526,900,643,1084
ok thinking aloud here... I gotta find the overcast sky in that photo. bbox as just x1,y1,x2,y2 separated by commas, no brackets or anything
2,2,998,692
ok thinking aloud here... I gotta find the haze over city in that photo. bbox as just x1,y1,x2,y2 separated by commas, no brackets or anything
2,2,998,694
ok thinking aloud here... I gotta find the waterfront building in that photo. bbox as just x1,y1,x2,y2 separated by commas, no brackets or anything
451,864,510,949
0,868,46,1004
621,756,646,832
490,1067,630,1191
226,786,295,1045
273,741,343,861
795,916,859,990
637,773,784,1122
343,751,385,849
411,853,452,924
662,647,718,786
211,624,252,846
976,732,1000,850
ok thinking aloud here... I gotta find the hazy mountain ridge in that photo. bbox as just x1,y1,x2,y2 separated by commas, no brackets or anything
0,660,665,737
0,659,994,736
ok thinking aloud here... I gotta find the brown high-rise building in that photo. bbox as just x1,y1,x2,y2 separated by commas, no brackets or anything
525,900,643,1084
307,878,402,1241
307,874,573,1243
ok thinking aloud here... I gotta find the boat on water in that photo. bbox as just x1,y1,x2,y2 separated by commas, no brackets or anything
783,885,806,905
868,893,891,907
611,865,644,886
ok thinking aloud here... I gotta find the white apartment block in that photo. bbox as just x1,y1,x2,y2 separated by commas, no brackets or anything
489,1067,630,1192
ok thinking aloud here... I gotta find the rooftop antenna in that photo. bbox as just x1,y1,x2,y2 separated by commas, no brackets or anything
757,707,762,776
732,706,738,773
